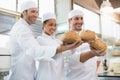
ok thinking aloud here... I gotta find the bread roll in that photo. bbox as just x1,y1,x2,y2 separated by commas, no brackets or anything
90,39,107,51
79,30,96,42
62,31,82,45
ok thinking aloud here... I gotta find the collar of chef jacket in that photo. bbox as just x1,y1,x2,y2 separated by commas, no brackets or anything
41,32,55,39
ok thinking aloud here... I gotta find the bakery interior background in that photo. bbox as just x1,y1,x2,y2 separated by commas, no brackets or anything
0,0,120,80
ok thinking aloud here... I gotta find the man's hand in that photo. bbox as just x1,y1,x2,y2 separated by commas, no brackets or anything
91,49,106,56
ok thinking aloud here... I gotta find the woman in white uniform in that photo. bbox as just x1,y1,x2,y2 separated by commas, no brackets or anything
6,1,81,80
35,12,82,80
65,9,106,80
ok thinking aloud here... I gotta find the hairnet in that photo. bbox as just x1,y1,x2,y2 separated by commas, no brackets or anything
68,9,84,19
20,1,37,13
42,12,56,23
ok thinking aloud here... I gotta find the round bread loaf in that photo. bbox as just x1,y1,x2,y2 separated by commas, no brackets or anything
79,30,96,42
62,31,82,45
90,39,107,51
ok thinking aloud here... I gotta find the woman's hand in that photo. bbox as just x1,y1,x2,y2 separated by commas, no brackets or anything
56,40,83,53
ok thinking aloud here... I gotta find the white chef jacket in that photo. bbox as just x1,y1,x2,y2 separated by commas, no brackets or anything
6,18,57,80
36,32,64,80
65,43,100,80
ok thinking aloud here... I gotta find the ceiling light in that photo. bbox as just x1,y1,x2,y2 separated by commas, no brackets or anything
100,0,114,13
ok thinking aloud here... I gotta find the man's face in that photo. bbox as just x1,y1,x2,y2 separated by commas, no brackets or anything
69,15,83,31
23,8,39,25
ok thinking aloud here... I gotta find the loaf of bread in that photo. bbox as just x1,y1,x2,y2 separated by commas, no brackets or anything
90,39,107,51
62,31,82,45
79,30,96,42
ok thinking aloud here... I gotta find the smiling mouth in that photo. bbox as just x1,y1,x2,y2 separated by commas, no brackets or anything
33,18,37,21
77,23,82,26
50,30,55,33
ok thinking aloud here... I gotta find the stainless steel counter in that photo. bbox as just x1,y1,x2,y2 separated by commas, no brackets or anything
98,77,120,80
98,71,120,80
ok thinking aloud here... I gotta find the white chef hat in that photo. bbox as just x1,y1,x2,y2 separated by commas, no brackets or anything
68,9,84,19
20,1,37,13
42,12,56,23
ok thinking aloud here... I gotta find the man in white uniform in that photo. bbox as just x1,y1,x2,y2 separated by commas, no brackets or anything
6,1,82,80
65,9,106,80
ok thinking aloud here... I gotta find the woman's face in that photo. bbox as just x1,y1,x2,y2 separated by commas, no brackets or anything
43,19,56,36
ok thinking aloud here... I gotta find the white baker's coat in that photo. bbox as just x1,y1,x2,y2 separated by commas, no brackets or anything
65,43,101,80
6,18,57,80
36,32,64,80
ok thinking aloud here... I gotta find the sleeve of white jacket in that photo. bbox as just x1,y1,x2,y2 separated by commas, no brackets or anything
69,43,91,63
69,52,80,63
97,56,105,61
16,26,57,60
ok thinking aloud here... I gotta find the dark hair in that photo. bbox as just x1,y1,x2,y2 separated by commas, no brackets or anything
42,20,49,29
43,20,49,24
20,10,28,18
20,14,23,18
